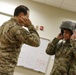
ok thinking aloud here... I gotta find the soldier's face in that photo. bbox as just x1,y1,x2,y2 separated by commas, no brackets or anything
63,30,72,41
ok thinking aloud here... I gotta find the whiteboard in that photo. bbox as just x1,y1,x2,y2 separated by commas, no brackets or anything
17,38,50,73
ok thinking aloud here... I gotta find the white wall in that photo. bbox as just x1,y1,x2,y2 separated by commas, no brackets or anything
0,0,76,75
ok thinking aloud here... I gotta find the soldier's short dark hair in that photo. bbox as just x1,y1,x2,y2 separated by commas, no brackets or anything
14,5,29,16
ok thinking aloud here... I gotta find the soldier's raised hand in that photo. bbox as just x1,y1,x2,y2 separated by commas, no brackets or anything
57,33,63,40
20,16,32,27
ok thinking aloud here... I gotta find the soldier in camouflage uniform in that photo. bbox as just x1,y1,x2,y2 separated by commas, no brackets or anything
46,21,76,75
0,5,40,75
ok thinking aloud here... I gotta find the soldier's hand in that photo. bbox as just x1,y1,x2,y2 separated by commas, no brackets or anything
57,33,63,40
20,16,32,27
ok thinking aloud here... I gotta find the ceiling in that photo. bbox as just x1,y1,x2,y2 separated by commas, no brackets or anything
32,0,76,13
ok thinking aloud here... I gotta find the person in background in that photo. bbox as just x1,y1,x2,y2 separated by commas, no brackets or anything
46,21,76,75
0,5,40,75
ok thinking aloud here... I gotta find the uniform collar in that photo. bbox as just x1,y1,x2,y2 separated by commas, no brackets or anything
63,39,76,47
10,17,23,27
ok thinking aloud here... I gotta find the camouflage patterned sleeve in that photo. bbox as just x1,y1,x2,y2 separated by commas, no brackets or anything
69,41,76,75
14,25,40,47
69,55,76,75
73,40,76,58
46,38,59,55
69,59,76,75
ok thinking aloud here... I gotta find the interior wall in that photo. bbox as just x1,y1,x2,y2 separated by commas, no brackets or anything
0,0,76,40
0,0,76,75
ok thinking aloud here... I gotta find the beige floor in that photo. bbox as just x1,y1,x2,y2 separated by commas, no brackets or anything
14,66,45,75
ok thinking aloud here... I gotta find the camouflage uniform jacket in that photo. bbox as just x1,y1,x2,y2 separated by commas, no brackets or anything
0,17,40,75
46,38,76,75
